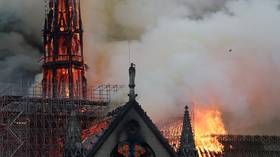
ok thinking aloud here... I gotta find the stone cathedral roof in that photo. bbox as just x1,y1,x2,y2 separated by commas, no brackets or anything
83,100,177,157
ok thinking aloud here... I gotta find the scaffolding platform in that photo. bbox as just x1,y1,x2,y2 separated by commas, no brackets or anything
0,82,125,157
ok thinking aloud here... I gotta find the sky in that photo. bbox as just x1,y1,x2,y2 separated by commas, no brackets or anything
1,0,280,135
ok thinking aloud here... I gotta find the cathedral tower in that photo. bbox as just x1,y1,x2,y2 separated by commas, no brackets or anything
42,0,87,98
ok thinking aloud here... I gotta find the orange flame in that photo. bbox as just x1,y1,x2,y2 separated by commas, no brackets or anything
158,117,183,149
193,104,227,154
158,100,227,156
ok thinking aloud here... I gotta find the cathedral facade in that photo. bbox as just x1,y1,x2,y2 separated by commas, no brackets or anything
64,64,198,157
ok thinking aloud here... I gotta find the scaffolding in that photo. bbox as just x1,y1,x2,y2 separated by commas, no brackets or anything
0,82,124,102
0,82,125,157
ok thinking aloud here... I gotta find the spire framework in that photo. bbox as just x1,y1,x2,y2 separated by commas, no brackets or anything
42,0,87,99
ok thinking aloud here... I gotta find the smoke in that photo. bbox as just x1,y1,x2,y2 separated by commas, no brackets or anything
82,0,280,135
0,0,43,82
1,0,280,135
81,0,229,84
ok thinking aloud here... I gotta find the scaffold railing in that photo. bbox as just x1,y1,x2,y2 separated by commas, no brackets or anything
0,82,125,102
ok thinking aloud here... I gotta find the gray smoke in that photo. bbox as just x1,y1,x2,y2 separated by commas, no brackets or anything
0,0,43,82
1,0,280,135
82,0,280,135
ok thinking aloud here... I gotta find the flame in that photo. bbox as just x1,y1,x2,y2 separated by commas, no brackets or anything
193,104,227,154
158,100,227,156
82,118,111,140
158,117,183,149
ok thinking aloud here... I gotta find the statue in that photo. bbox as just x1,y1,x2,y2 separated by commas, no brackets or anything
128,63,137,101
129,63,136,88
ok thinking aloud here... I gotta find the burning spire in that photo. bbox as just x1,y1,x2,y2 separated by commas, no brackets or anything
42,0,87,98
178,106,199,157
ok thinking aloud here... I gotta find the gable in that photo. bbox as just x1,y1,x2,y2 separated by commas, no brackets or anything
87,104,176,157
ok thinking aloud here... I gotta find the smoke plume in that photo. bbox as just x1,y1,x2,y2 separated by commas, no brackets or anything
1,0,280,135
82,0,280,135
0,0,43,82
